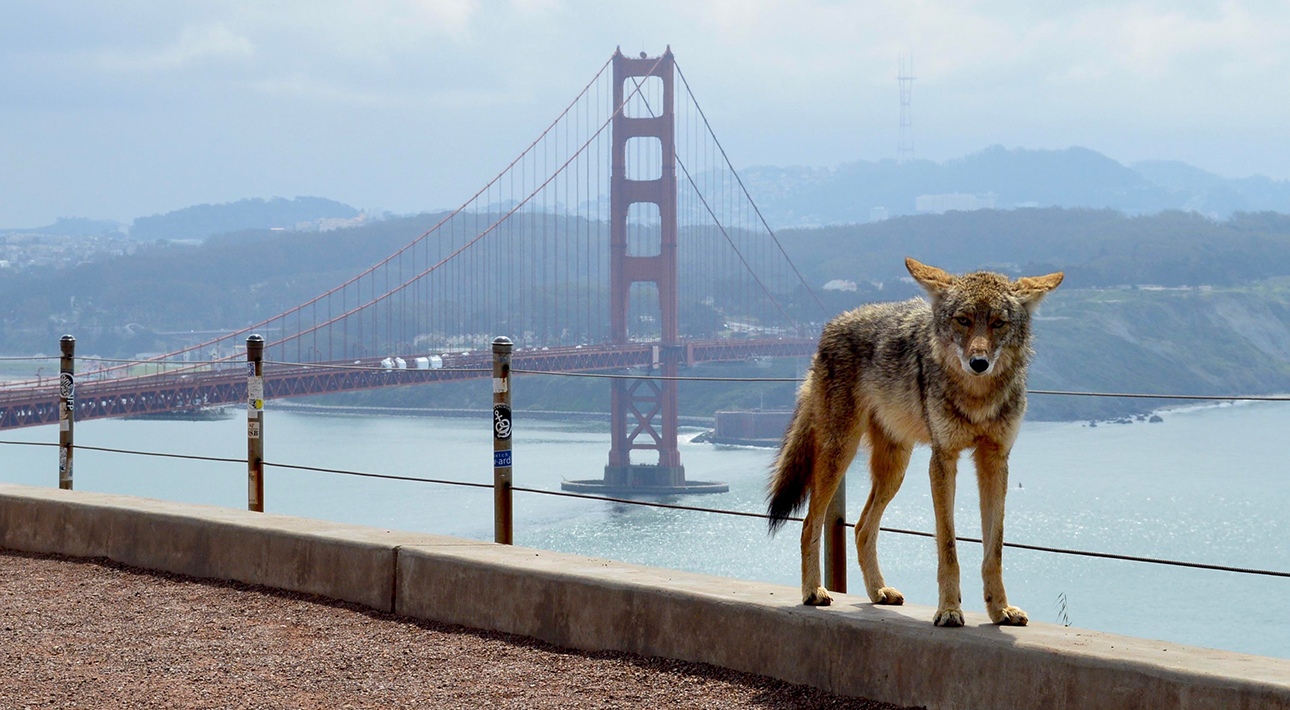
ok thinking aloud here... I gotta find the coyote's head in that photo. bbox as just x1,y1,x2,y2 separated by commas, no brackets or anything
905,257,1063,378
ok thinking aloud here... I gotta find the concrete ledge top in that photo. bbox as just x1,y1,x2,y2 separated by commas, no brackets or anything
399,535,1290,689
2,483,1287,709
0,483,488,549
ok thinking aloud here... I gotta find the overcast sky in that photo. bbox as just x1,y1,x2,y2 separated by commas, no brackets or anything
3,0,1288,227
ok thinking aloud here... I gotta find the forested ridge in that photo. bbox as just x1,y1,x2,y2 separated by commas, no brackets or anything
5,206,1290,420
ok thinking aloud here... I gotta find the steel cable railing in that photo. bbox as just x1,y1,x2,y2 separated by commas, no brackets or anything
0,438,1286,580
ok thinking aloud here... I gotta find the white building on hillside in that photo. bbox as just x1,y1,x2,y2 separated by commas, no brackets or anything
915,193,996,214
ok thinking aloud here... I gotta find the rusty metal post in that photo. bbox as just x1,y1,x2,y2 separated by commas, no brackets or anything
246,334,265,512
57,334,75,490
492,336,513,545
824,472,847,593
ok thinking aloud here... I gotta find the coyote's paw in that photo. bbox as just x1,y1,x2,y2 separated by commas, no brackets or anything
989,605,1029,626
802,587,833,606
933,607,965,627
870,586,904,605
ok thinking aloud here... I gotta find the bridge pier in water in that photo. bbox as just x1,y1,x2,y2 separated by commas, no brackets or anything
563,48,726,496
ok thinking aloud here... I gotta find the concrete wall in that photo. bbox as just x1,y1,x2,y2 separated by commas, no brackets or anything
714,409,793,441
1,483,1287,710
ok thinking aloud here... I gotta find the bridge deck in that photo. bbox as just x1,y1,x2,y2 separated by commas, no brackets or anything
0,338,816,431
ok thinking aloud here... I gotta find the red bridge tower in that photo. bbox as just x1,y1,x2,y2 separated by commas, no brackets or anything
563,48,726,495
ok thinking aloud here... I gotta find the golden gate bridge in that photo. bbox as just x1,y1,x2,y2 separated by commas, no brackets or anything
0,48,828,492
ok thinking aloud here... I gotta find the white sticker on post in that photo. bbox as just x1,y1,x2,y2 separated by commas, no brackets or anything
248,376,264,411
248,420,261,439
492,377,508,394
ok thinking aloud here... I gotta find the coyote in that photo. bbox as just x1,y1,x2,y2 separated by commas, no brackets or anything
767,258,1063,627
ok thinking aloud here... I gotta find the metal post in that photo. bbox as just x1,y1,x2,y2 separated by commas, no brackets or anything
57,335,75,490
492,336,514,545
246,334,265,512
824,473,847,593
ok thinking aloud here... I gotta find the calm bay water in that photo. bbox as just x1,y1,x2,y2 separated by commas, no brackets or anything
1,402,1287,659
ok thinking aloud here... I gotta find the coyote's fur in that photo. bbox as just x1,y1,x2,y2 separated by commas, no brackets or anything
767,257,1063,627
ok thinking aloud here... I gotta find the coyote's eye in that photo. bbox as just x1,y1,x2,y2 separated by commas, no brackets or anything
991,319,1006,329
955,316,971,327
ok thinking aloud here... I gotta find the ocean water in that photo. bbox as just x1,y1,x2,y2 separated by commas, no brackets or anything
1,401,1286,659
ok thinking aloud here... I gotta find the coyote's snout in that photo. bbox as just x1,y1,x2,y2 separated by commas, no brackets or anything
767,257,1063,627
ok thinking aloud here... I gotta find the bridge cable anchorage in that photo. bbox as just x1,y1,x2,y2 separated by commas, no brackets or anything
673,61,829,319
252,54,669,356
39,53,619,384
0,439,1284,578
626,74,803,338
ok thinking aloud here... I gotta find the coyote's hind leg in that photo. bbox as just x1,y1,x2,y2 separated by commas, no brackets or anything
855,423,912,605
800,432,863,606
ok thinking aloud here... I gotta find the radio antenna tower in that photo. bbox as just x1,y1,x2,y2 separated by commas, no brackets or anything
897,52,915,163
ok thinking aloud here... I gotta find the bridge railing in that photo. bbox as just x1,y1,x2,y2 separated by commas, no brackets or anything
2,335,1289,590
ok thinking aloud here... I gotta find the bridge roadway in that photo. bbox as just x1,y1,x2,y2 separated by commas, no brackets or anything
0,337,816,431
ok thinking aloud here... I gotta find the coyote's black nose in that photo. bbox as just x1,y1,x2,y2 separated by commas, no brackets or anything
969,357,990,373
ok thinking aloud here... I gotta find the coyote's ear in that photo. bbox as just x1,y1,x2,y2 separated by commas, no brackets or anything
905,257,956,296
1013,272,1064,310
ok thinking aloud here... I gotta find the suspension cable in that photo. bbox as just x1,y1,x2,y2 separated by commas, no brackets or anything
626,75,803,337
2,54,619,388
674,61,829,318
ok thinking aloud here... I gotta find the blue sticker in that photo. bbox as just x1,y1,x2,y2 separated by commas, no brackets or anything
494,450,512,468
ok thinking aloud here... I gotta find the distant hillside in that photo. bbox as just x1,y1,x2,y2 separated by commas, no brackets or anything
3,217,122,236
6,207,1290,353
6,207,1290,420
739,146,1290,227
1024,281,1290,420
130,197,360,242
775,208,1290,295
1132,160,1290,216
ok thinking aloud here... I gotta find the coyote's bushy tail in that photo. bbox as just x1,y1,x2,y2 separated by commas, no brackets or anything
767,396,816,535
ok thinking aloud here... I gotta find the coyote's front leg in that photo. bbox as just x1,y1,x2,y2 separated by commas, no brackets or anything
929,447,964,627
975,441,1028,626
856,427,911,605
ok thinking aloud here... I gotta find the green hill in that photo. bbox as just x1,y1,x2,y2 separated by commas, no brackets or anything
130,196,359,242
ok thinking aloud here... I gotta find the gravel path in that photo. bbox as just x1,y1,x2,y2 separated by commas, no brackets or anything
0,551,917,709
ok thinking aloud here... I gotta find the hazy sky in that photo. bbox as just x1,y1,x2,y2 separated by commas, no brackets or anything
3,0,1288,227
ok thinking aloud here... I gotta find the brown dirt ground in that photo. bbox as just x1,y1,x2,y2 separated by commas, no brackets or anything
0,551,919,709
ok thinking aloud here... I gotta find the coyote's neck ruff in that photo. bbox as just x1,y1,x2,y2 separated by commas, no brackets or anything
768,257,1062,627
